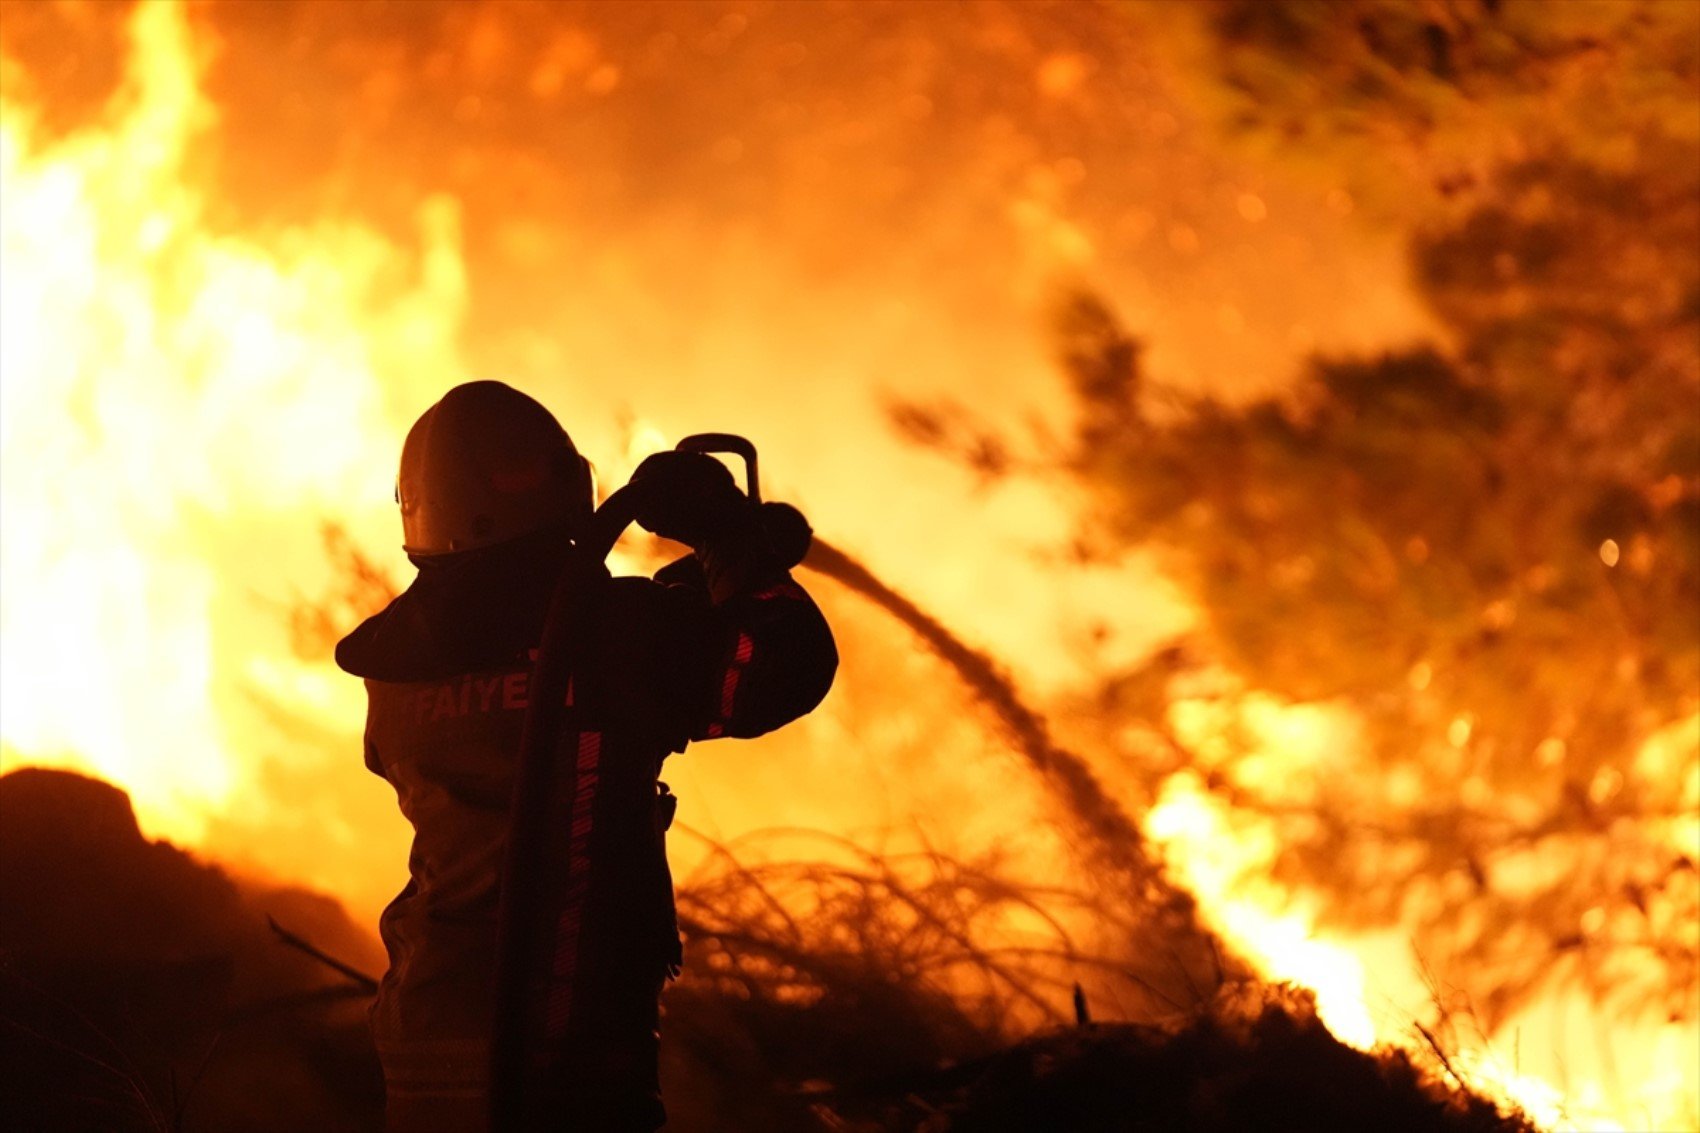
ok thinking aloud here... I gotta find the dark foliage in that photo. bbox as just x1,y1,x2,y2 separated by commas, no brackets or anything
890,0,1699,1036
890,986,1534,1133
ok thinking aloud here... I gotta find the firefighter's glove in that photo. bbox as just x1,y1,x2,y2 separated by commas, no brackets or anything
630,451,750,549
759,501,812,568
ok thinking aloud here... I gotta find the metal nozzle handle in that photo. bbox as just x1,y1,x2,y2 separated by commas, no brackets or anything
675,433,761,503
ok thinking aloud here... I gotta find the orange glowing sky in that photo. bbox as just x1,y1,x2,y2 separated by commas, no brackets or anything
2,0,1435,686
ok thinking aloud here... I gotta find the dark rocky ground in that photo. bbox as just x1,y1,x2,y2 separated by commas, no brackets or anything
0,768,1535,1132
0,767,383,1132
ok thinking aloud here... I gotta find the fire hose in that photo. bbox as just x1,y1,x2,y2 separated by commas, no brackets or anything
488,433,781,1132
486,432,1220,1129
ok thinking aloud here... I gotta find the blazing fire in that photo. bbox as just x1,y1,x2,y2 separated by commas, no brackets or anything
0,1,443,842
2,3,1695,1131
1150,747,1699,1132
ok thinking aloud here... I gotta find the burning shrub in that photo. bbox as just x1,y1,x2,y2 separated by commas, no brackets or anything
889,3,1700,1121
2,767,1541,1133
892,984,1535,1133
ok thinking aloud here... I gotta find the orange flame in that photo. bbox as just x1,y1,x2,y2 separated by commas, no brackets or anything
1151,699,1699,1131
0,5,1693,1131
0,1,462,847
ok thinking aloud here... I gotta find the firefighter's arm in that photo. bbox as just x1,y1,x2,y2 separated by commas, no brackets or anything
674,560,835,741
635,453,837,740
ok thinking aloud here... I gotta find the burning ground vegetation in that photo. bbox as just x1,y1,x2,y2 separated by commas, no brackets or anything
1,0,1698,1131
0,764,1536,1133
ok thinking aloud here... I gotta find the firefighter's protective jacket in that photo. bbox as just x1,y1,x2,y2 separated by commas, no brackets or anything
336,523,835,1130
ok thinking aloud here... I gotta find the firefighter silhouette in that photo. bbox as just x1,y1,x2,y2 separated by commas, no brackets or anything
337,381,837,1132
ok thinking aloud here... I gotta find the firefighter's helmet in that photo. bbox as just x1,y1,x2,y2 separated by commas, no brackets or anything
397,381,592,556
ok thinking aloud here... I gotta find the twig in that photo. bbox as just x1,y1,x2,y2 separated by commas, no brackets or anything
266,916,380,993
0,967,169,1130
170,1031,222,1133
1415,1021,1465,1090
804,538,1243,995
